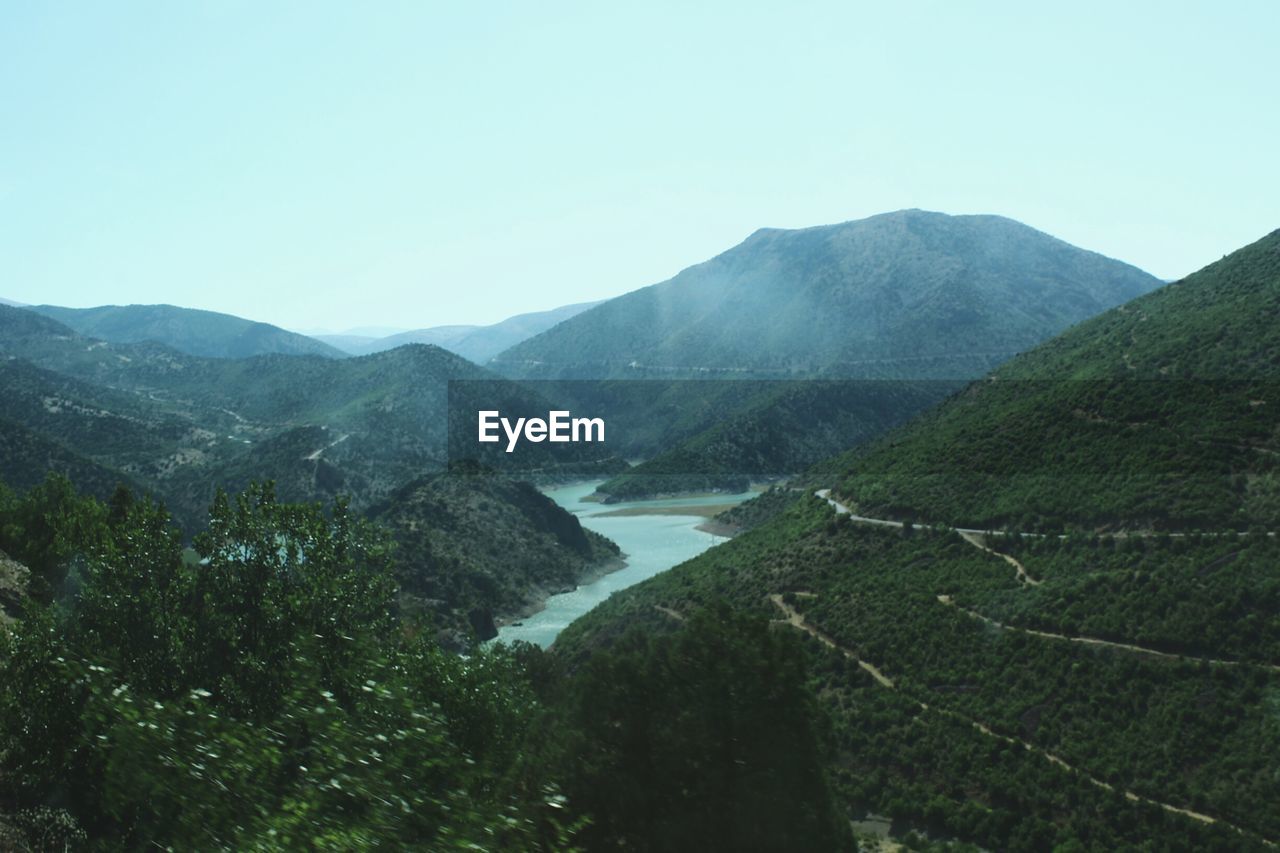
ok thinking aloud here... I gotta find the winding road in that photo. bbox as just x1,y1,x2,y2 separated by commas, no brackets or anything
814,489,1041,584
767,594,1273,845
793,489,1280,843
935,594,1280,672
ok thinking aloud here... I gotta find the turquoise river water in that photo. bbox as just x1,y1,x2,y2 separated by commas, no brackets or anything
493,480,753,647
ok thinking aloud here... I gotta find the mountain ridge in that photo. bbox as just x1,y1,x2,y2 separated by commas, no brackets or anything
494,210,1161,379
29,303,346,360
317,300,603,363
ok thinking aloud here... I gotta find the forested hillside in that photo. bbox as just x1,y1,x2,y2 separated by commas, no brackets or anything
554,230,1280,850
821,228,1280,531
368,472,622,644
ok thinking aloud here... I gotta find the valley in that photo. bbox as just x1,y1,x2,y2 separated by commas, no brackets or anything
1,219,1276,851
4,5,1275,848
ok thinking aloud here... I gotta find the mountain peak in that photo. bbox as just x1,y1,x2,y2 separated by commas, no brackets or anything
493,212,1162,380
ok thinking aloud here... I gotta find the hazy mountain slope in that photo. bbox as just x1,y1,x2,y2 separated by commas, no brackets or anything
368,473,621,644
310,333,384,352
326,300,603,362
0,305,617,526
553,231,1280,849
494,210,1160,379
350,324,478,354
442,300,604,363
29,303,346,359
595,380,960,499
822,228,1280,531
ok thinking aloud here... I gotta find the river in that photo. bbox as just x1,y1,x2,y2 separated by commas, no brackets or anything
493,480,753,647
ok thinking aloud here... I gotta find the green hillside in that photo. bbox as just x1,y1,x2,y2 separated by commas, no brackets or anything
553,231,1280,850
368,472,621,644
0,418,141,504
30,303,346,359
822,228,1280,532
595,379,961,500
0,477,839,849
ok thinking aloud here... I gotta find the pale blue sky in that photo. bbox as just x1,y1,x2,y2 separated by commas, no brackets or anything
2,1,1276,330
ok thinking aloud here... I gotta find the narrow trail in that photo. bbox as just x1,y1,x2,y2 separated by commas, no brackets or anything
767,594,1273,845
814,490,1277,542
814,489,1041,584
956,531,1041,585
816,488,1280,669
769,594,894,687
306,432,350,461
653,604,686,623
936,595,1280,672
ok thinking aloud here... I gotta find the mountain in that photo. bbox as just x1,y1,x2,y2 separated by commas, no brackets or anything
29,303,346,360
554,231,1280,850
317,300,603,363
308,333,381,352
0,305,618,529
493,210,1160,379
821,228,1280,532
368,472,621,646
544,211,1161,499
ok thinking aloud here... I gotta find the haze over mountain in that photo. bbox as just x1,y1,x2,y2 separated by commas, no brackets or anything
29,303,345,360
558,229,1280,849
315,300,602,363
541,210,1162,499
494,210,1161,380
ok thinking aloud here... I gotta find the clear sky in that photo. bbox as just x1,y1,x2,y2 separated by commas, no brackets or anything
2,2,1276,331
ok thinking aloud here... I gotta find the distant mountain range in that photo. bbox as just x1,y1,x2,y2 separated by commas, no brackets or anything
313,300,602,363
16,299,605,367
0,304,619,531
29,303,346,359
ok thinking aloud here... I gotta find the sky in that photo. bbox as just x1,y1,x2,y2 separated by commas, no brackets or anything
2,1,1277,332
